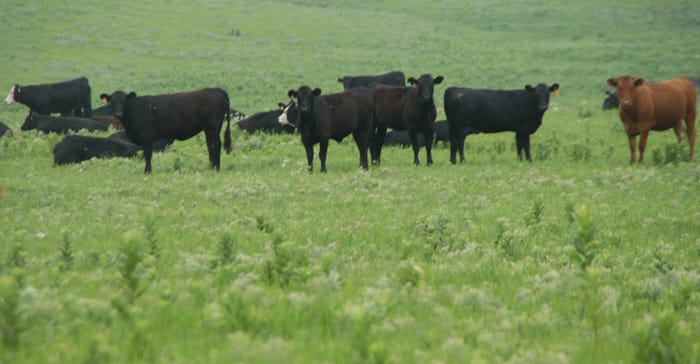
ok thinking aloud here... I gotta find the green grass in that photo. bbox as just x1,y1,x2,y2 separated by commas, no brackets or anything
2,1,700,363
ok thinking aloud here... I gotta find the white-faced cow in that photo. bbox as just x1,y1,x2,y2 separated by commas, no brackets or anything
119,88,232,173
5,77,92,116
237,102,296,134
282,86,373,173
444,83,559,164
337,71,406,90
370,74,444,166
53,135,140,165
606,76,696,163
21,112,108,134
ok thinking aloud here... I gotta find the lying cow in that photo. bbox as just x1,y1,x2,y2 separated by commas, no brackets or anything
53,135,140,165
117,88,232,173
444,83,559,163
108,130,174,152
282,86,373,172
602,91,619,110
370,74,444,166
237,102,296,134
21,112,108,134
606,76,696,163
337,71,406,90
5,77,92,116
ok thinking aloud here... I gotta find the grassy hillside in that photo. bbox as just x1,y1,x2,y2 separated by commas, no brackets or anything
1,1,699,363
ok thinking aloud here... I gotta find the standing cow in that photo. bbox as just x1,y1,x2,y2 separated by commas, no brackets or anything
444,83,559,164
5,77,92,116
283,86,373,173
606,76,696,163
370,74,444,166
337,71,406,90
118,88,232,173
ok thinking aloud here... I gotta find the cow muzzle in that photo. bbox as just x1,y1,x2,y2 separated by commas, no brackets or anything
621,100,633,109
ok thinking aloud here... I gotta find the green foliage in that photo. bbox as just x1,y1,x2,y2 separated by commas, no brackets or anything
264,238,310,288
59,231,73,271
0,276,22,349
570,206,597,273
632,311,690,364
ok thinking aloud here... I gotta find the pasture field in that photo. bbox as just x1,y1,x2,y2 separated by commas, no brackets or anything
1,1,700,363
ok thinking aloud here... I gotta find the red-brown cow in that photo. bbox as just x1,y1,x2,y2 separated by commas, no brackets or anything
606,76,696,164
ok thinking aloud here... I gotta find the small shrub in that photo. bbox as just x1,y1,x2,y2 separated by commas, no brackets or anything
0,275,22,349
631,311,690,364
59,231,73,271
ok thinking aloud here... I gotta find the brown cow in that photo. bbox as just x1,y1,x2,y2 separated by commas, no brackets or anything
606,76,696,164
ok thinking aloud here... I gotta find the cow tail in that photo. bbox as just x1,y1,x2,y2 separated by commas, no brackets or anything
223,93,232,154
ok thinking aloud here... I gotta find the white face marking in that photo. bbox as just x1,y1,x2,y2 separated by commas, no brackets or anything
278,103,292,125
5,86,17,104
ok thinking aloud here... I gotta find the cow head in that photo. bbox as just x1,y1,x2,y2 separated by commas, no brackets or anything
278,96,300,127
99,90,129,119
606,76,643,110
525,83,560,111
5,84,19,104
121,92,157,130
21,111,37,131
407,74,444,105
288,86,321,114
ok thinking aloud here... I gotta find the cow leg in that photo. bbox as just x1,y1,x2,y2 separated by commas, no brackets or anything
205,129,222,170
672,121,685,143
319,138,329,173
449,129,466,164
143,144,154,174
628,135,637,164
424,128,434,166
409,130,421,165
353,130,369,170
638,130,650,163
304,143,314,172
516,133,528,161
684,115,696,160
371,126,387,165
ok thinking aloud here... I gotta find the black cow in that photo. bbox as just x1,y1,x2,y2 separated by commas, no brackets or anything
337,71,405,90
108,130,173,152
237,102,295,134
444,83,560,164
97,90,129,117
5,77,91,116
370,74,444,166
119,88,232,173
53,135,140,165
602,91,619,110
21,112,108,134
382,120,449,148
284,86,373,172
0,122,12,137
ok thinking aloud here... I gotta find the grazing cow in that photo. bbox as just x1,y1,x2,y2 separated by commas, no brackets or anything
53,135,140,165
237,102,296,134
370,74,444,166
5,77,91,116
0,122,12,137
602,91,619,110
108,130,173,152
606,76,696,163
444,83,560,164
384,130,428,148
283,86,373,172
119,88,232,173
337,71,406,90
21,112,108,134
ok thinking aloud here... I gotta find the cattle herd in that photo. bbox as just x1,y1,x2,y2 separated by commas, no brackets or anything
2,71,697,173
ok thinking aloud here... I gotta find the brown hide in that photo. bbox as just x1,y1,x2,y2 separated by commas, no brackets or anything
606,76,696,163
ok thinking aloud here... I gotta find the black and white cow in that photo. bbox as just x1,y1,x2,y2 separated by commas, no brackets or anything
5,77,92,116
444,83,560,163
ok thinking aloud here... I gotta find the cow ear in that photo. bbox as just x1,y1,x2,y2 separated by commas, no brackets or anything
337,78,343,83
127,92,137,100
433,76,444,85
16,86,22,93
312,88,322,96
525,85,534,92
407,77,417,85
278,102,286,109
100,93,110,103
633,78,645,87
287,90,296,100
606,78,617,88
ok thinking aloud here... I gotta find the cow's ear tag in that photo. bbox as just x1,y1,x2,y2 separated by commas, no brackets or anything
553,89,558,96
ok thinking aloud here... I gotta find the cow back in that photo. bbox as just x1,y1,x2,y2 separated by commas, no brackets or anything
444,87,541,133
372,85,411,129
321,87,374,138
